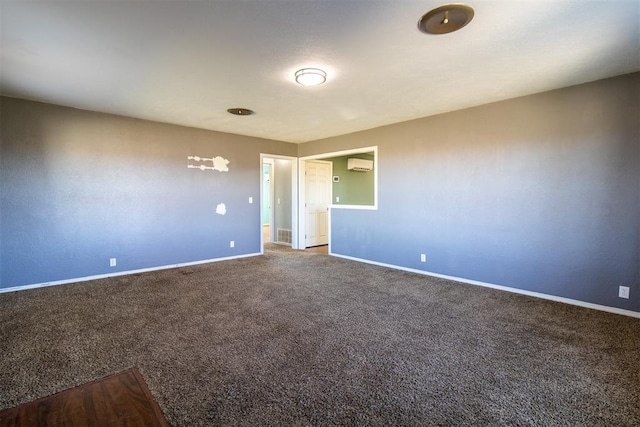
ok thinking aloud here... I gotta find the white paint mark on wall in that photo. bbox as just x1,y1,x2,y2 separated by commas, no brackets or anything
187,155,230,172
216,203,227,215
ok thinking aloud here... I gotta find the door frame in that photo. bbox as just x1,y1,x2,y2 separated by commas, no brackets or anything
260,154,299,253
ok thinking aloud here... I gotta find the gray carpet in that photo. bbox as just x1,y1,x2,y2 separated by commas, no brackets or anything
1,244,638,426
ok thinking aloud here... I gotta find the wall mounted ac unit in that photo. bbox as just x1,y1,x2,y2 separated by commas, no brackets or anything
347,158,373,171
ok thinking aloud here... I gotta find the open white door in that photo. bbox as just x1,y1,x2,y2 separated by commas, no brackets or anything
305,160,332,247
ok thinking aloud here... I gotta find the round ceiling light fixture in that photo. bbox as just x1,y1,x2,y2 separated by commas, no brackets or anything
227,107,254,116
295,68,327,86
418,4,475,35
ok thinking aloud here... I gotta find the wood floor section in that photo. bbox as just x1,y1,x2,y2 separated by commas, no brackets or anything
0,368,168,427
306,244,328,254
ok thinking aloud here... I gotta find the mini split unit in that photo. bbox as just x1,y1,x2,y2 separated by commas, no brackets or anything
347,158,373,171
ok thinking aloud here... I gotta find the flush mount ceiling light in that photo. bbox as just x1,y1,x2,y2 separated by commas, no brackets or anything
227,107,254,116
294,68,327,86
418,4,474,35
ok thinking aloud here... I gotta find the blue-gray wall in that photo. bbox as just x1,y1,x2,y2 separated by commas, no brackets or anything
2,74,639,314
0,97,296,289
300,73,640,313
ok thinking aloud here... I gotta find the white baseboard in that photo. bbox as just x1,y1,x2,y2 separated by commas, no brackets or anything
0,253,262,294
330,252,640,319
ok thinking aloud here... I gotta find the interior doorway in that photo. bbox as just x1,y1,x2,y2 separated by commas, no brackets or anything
260,154,298,253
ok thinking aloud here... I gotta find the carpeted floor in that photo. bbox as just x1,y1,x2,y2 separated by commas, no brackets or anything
1,244,638,426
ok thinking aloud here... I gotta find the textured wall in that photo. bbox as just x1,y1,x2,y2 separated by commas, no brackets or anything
0,98,296,288
2,74,639,314
300,73,640,313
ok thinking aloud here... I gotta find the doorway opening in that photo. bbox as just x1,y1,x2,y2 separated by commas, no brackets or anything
260,154,298,253
304,160,332,250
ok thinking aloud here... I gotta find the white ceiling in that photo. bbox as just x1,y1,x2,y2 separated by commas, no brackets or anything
1,0,638,143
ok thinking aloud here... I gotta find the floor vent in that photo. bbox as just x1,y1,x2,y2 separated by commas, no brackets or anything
277,228,292,244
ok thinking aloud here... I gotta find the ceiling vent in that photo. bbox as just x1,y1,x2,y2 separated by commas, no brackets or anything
347,158,373,172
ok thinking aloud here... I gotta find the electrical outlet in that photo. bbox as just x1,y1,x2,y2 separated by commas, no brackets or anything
619,286,630,299
420,254,426,263
230,240,235,248
110,258,116,267
249,197,253,204
336,196,340,203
